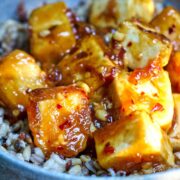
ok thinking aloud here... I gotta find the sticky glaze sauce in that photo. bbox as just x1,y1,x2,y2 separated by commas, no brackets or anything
129,61,161,85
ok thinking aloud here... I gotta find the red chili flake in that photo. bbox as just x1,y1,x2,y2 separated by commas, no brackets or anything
128,61,161,85
59,120,71,130
80,90,88,97
168,24,176,34
127,42,132,47
104,142,114,154
131,99,134,104
141,92,145,96
153,93,158,97
151,103,164,112
121,107,125,112
57,146,64,151
129,113,133,117
76,51,88,59
56,104,62,109
118,47,126,59
168,27,173,34
111,38,119,49
72,137,78,142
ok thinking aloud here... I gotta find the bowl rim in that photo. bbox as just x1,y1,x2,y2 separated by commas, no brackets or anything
1,149,180,180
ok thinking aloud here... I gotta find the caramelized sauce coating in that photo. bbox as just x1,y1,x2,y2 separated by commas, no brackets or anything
169,94,180,151
27,86,92,157
151,6,180,51
57,35,118,96
166,51,180,93
111,21,172,69
89,0,154,28
29,2,76,69
94,111,174,173
109,65,174,131
128,61,161,85
0,50,47,112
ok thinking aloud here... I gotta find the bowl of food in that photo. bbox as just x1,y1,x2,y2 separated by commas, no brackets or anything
0,0,179,179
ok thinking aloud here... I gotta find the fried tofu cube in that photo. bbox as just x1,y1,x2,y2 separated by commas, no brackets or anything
29,2,76,68
111,21,172,69
58,36,117,95
0,50,47,112
169,94,180,151
109,64,174,131
89,0,154,28
151,7,180,51
27,86,92,157
94,111,174,172
166,51,180,93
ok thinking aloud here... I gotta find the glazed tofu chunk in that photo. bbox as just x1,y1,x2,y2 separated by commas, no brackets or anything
169,94,180,151
94,111,174,172
27,86,92,157
166,51,180,93
0,50,47,112
58,36,117,95
29,2,76,68
151,7,180,51
109,63,174,131
111,21,172,69
89,0,154,28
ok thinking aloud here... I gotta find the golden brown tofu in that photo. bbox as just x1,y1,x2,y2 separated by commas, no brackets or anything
151,7,180,51
29,2,76,69
109,63,174,131
0,50,47,112
169,94,180,151
58,36,117,95
27,86,92,157
94,111,174,172
89,0,154,28
166,51,180,93
111,21,172,69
